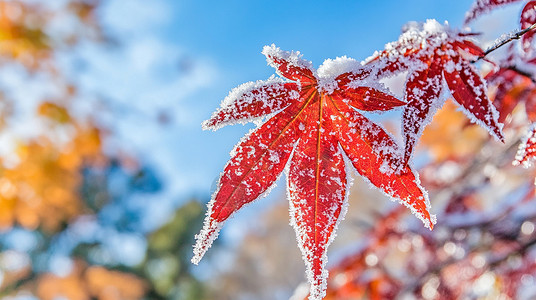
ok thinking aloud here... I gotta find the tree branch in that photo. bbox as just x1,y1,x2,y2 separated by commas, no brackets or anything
472,23,536,63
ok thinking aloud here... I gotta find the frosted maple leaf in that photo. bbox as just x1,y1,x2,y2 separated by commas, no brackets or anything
192,45,436,299
368,19,504,167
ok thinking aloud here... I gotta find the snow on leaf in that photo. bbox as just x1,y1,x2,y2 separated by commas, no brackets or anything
203,76,300,130
193,99,305,264
262,44,316,84
193,45,435,300
464,0,523,24
514,123,536,167
402,53,445,167
369,20,504,167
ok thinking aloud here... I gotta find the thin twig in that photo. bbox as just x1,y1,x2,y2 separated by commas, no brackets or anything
473,23,536,63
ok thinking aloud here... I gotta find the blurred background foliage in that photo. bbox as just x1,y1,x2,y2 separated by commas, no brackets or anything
0,1,213,299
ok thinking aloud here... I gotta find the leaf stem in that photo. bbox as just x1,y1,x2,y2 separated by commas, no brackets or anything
472,23,536,63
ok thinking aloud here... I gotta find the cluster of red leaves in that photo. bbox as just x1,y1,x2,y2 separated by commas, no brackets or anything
315,2,536,299
193,1,536,298
469,1,536,166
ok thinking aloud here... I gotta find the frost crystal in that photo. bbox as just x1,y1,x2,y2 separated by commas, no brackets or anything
514,123,536,168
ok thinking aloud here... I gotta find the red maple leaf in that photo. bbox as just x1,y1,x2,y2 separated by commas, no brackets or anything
464,0,524,24
521,0,536,52
368,20,504,167
192,45,436,299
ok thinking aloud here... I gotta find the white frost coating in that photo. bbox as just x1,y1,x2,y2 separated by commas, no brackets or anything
349,68,398,100
513,123,536,168
422,18,448,34
485,28,524,53
365,19,471,80
444,60,456,73
402,79,449,167
202,75,298,131
317,56,360,79
391,168,436,229
262,44,314,76
317,77,338,95
342,107,435,228
191,187,224,265
454,100,504,142
192,162,287,265
318,57,400,107
221,75,286,107
317,56,361,94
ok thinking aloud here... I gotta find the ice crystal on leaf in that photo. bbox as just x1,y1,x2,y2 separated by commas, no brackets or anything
514,123,536,167
368,20,505,168
193,44,436,300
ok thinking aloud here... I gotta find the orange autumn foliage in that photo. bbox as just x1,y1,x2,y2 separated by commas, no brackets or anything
37,261,147,300
420,101,488,161
0,102,105,231
0,1,49,69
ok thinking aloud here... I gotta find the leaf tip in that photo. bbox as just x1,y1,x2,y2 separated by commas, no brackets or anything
492,125,505,143
201,119,216,131
191,218,224,265
426,213,437,230
261,43,283,65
